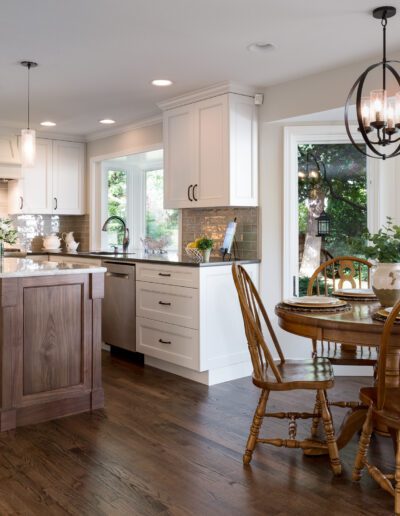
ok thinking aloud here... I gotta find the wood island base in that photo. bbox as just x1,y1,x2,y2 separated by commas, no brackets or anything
0,271,105,431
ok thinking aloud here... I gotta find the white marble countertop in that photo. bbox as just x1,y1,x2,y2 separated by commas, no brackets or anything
0,258,106,278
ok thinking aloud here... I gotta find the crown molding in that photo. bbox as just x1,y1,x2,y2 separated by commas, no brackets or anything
157,81,256,111
85,114,163,142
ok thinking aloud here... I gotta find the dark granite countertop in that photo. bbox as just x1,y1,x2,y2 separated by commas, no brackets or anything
29,250,261,267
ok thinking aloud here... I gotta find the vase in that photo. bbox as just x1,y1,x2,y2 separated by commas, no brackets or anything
202,248,211,263
372,262,400,307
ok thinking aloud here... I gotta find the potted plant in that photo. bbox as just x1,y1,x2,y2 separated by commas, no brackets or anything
0,218,17,257
196,236,214,263
358,217,400,306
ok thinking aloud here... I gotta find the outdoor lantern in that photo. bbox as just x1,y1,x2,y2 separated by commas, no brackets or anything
345,6,400,160
317,210,330,237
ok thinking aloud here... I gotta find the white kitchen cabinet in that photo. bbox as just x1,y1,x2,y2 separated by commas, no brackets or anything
8,139,53,214
163,104,196,208
162,93,258,209
136,262,259,385
8,139,85,215
53,140,85,214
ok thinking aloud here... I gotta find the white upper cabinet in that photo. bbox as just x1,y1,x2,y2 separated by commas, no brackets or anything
163,105,196,208
53,140,85,214
8,139,85,215
162,90,258,209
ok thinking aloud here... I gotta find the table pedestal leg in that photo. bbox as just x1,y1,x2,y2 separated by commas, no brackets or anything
304,406,367,456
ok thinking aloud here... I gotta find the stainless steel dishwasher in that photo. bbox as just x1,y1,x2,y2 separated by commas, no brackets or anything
102,261,136,352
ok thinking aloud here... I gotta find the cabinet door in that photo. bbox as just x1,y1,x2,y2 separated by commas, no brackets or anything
9,138,53,214
53,141,85,215
228,94,258,206
194,96,229,207
163,105,196,209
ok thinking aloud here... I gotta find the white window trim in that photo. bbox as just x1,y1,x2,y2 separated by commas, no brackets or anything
283,125,379,298
89,143,165,251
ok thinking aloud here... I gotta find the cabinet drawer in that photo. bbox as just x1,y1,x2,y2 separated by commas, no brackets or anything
136,281,199,329
136,317,199,370
135,263,199,288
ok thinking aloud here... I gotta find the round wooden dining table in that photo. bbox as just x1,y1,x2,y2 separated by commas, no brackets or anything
275,300,400,453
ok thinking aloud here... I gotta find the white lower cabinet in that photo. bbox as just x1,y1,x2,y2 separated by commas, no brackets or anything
136,318,199,370
136,262,259,385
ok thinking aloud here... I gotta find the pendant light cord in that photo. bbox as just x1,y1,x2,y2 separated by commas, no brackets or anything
27,62,31,130
382,12,387,90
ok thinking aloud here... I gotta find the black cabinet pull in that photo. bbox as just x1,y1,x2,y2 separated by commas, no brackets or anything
187,184,193,201
193,184,198,201
159,339,171,345
19,196,23,210
54,197,58,210
158,272,171,277
159,301,171,306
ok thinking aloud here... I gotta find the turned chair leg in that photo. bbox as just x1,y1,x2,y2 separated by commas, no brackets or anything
352,406,372,481
318,389,342,476
311,391,321,437
395,430,400,516
352,406,373,481
243,389,269,465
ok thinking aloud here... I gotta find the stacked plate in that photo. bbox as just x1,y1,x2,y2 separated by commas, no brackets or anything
282,295,348,311
375,306,400,321
332,288,377,302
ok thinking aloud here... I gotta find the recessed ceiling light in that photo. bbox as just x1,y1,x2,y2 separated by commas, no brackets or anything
40,121,56,127
151,79,173,87
99,119,116,124
247,42,276,53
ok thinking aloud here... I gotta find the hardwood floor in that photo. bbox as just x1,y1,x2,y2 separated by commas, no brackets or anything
0,351,394,515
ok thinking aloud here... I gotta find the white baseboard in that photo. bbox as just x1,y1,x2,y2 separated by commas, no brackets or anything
144,356,253,385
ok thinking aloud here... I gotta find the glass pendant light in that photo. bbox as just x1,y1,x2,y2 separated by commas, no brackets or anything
20,61,38,168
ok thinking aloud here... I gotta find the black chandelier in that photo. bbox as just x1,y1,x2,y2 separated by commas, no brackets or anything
345,6,400,160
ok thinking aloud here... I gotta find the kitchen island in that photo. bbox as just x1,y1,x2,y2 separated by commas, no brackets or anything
0,258,106,431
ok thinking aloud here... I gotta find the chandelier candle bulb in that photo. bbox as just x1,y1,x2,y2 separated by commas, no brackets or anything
387,102,395,130
370,89,387,126
361,97,371,128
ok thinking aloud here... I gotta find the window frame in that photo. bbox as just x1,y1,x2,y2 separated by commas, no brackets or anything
283,125,379,298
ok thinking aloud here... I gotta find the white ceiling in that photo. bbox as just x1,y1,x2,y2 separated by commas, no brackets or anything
1,0,400,138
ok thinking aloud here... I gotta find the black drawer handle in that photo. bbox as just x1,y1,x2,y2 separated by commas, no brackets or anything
159,339,171,345
159,301,171,306
158,273,171,277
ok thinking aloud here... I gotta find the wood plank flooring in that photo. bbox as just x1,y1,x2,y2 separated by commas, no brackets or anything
0,351,394,515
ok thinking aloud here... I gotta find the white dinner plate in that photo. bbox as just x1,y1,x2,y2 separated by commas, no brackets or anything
284,296,341,305
335,288,375,296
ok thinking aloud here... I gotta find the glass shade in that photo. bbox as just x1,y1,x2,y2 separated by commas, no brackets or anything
370,89,387,124
395,92,400,126
387,99,396,129
21,129,36,168
361,97,370,127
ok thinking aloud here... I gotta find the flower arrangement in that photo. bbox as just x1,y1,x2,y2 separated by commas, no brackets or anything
0,218,17,245
357,217,400,263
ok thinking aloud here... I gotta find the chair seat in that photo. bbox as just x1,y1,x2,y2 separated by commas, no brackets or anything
317,345,378,366
360,386,400,429
253,358,334,391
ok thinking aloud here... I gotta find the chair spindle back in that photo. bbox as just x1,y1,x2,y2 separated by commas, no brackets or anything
377,299,400,410
307,256,372,296
232,263,285,383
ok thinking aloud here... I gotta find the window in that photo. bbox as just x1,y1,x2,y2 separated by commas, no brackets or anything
100,149,179,251
298,143,368,295
145,169,179,250
106,169,127,246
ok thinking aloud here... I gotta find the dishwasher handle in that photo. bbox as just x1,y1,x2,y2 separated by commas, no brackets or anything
106,271,129,279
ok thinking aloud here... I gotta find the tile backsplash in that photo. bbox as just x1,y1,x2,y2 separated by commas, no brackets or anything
181,207,259,260
10,214,90,252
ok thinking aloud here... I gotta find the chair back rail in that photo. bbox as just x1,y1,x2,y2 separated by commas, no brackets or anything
307,256,372,296
232,264,285,383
